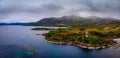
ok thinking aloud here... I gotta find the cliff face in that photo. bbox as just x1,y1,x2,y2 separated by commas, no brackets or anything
27,16,120,27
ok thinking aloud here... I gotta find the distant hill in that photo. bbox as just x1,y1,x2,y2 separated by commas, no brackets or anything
1,15,120,27
26,15,120,27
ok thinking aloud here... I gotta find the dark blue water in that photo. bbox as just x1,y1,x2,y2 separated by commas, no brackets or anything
0,26,120,58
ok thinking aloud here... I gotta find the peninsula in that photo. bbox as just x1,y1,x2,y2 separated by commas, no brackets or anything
44,25,120,49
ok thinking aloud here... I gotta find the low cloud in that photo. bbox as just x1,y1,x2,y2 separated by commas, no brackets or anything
0,0,120,23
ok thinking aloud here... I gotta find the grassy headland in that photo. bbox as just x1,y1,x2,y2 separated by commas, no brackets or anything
29,16,120,49
45,24,120,49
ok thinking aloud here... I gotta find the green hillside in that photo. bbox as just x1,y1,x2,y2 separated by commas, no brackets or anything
26,16,120,27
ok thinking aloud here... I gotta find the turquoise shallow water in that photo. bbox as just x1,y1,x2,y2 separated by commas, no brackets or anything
0,25,120,58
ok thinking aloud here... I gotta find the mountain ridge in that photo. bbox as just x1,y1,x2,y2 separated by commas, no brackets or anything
27,15,120,27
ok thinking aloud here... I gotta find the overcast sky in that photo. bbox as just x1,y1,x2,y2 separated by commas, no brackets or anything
0,0,120,23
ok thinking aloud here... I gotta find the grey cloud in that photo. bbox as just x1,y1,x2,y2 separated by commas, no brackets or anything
0,0,120,23
26,4,64,14
0,2,64,15
0,0,64,22
78,0,120,13
65,0,120,18
52,0,120,17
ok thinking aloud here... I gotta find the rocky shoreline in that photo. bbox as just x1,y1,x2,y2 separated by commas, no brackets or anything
42,33,117,49
45,39,117,49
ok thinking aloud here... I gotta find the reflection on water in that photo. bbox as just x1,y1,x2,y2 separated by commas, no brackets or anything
0,25,120,58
